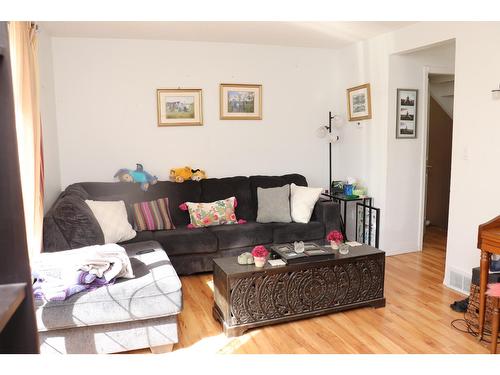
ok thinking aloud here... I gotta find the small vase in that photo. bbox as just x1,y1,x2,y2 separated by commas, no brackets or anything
330,241,339,250
254,256,266,268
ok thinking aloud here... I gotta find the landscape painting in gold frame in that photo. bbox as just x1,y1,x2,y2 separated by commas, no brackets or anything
347,83,372,121
157,88,203,126
220,83,262,120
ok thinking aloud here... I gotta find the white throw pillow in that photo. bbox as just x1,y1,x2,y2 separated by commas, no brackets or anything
290,183,323,223
85,200,136,244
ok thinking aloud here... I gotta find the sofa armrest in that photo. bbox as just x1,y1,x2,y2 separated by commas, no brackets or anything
313,199,341,234
43,193,105,252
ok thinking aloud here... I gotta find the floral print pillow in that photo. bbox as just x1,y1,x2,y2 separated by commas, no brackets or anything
184,197,238,228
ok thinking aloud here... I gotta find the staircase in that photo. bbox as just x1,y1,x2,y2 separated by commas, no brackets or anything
429,73,454,119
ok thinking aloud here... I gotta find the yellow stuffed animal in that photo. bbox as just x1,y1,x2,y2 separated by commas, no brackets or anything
169,166,193,183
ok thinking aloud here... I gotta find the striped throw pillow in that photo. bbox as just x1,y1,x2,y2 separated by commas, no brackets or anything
131,198,175,231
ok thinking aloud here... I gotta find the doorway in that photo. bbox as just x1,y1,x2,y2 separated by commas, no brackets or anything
423,73,454,252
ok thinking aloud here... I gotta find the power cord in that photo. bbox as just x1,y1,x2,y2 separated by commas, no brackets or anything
451,312,499,345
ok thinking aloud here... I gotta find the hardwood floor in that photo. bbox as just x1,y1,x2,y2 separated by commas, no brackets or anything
133,228,488,354
423,225,448,253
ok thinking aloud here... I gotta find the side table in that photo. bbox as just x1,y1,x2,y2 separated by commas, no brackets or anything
322,193,373,241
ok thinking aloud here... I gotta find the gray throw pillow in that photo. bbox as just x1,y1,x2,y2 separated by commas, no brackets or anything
256,185,292,223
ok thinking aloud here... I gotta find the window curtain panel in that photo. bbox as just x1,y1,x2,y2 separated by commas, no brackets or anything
8,21,44,257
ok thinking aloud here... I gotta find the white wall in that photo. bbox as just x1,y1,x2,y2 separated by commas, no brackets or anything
333,36,394,245
444,23,500,287
38,27,62,211
50,38,338,191
333,22,500,290
44,22,500,292
385,43,455,253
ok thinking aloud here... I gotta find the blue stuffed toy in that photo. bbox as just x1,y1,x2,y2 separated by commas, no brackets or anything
114,163,158,191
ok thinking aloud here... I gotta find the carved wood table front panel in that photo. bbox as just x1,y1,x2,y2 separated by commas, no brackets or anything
213,245,385,337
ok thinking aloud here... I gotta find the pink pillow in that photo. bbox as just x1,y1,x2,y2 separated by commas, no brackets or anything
179,197,246,228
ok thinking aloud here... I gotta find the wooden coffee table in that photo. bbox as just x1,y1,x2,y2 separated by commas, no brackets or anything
212,244,385,337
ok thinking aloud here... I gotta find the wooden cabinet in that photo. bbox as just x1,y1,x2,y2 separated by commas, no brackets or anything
213,245,386,337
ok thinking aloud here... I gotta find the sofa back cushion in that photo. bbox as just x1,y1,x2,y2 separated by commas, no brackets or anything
43,193,105,252
200,177,253,221
249,174,307,221
135,181,201,227
76,181,202,228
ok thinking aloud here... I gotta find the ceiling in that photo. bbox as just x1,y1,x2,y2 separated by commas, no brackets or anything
39,21,416,49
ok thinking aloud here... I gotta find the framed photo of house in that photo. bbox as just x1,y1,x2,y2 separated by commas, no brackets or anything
347,83,372,121
220,83,262,120
157,88,203,126
396,88,418,138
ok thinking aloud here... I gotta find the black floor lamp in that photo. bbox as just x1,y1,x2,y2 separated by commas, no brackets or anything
316,111,343,195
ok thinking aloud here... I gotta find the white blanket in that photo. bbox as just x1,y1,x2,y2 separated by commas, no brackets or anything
32,243,134,282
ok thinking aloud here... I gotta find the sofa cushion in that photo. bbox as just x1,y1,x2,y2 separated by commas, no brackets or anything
85,200,136,243
152,227,217,256
185,197,238,228
201,177,253,221
256,184,291,223
76,181,202,228
208,222,273,250
249,174,307,221
76,182,144,204
290,183,323,224
135,180,202,227
272,221,325,244
281,174,308,187
131,197,175,231
72,183,147,226
35,241,182,331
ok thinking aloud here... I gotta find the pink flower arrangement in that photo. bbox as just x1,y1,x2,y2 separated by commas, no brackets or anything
251,245,269,258
326,230,343,243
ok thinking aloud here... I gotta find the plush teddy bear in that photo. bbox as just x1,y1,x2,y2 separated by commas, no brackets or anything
114,163,158,191
191,169,207,181
169,166,193,183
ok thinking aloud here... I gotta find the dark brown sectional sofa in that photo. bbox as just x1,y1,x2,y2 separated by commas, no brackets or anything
43,174,341,275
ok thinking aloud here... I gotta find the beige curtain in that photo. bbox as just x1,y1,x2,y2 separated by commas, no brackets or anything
8,21,44,257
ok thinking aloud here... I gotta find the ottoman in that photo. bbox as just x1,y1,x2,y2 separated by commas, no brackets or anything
35,241,182,354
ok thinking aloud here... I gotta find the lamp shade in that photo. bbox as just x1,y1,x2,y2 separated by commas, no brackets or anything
316,126,328,138
332,115,344,129
328,132,340,143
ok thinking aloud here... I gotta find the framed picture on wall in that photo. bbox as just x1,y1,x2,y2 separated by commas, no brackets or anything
396,88,418,138
157,88,203,126
347,83,372,121
220,83,262,120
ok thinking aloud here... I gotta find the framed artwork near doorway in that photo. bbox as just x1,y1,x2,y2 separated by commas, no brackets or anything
347,83,372,121
396,88,418,138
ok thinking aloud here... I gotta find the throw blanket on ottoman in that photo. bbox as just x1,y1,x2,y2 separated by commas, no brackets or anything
31,244,134,301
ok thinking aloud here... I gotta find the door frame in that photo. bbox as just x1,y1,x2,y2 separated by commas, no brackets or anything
417,65,455,251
